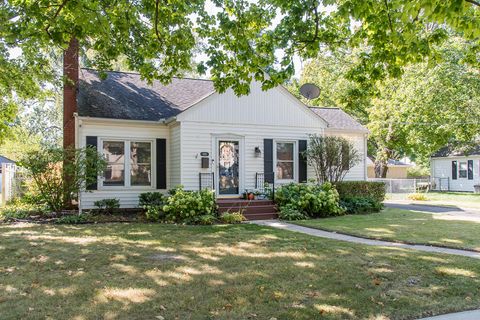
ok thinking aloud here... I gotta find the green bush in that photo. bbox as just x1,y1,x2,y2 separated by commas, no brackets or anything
335,181,386,203
93,198,120,214
196,214,217,225
162,186,217,224
220,212,246,224
340,197,383,215
139,192,165,207
144,205,164,222
18,146,106,211
55,214,89,224
278,204,307,220
0,201,49,222
275,182,344,218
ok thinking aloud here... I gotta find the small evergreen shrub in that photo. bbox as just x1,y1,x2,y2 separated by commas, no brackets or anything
162,186,217,224
407,193,428,201
94,198,120,214
278,204,307,220
220,212,246,224
275,182,344,218
139,192,165,207
340,197,383,215
335,181,386,203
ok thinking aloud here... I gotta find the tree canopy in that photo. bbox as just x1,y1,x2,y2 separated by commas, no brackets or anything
295,37,480,175
1,0,479,142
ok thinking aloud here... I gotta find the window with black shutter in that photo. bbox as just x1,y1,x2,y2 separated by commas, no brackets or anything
452,161,457,180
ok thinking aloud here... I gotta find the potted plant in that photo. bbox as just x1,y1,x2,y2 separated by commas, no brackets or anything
241,191,248,200
248,192,255,200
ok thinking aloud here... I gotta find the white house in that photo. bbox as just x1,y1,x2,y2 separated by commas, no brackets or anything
430,145,480,192
72,69,369,210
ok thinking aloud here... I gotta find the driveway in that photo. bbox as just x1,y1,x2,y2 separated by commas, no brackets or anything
384,202,480,223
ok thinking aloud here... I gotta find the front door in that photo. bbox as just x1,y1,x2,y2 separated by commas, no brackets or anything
218,140,240,195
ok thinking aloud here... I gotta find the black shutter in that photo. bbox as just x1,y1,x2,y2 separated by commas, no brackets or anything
156,139,167,189
264,139,274,183
452,161,457,180
86,136,98,190
298,140,307,183
468,160,474,180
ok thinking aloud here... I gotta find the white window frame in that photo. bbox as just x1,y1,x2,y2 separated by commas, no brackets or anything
274,140,297,183
459,161,468,179
99,137,156,190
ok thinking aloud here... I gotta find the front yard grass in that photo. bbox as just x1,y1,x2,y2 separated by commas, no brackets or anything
294,208,480,251
387,192,480,209
1,223,480,319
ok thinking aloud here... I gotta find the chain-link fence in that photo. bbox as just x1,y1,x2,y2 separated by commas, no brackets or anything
368,178,430,193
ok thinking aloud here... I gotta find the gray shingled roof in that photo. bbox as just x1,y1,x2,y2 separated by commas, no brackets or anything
78,68,215,121
78,69,367,132
431,144,480,158
309,107,369,133
0,156,15,164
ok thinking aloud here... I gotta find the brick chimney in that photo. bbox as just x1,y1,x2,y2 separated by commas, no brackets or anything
63,38,79,149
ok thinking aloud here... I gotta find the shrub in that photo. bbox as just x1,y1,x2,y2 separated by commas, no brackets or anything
335,181,386,203
220,212,246,224
275,182,344,218
278,204,307,220
139,192,165,207
18,146,106,212
0,201,49,222
407,193,428,201
196,214,217,225
162,186,216,224
55,214,89,224
144,205,164,222
340,197,383,215
93,198,120,214
304,134,361,183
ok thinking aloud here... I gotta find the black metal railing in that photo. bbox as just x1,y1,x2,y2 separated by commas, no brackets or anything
255,172,275,200
199,172,214,191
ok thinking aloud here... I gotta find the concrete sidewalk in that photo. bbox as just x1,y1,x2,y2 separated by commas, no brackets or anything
251,220,480,259
419,309,480,320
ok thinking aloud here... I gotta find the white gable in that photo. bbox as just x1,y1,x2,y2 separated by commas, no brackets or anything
177,81,327,128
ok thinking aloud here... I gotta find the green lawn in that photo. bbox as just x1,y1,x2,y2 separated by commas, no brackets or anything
294,208,480,251
1,223,480,319
387,192,480,209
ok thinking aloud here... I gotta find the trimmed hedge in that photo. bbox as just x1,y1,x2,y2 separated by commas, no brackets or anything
340,196,383,215
335,181,386,203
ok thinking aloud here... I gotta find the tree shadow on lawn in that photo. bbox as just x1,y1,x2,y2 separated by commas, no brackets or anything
301,209,480,252
0,223,479,320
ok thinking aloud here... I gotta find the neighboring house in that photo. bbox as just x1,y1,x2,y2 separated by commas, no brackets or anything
69,69,369,210
431,145,480,192
0,156,16,196
366,158,413,179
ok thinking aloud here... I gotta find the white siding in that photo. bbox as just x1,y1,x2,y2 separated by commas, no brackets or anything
77,118,171,209
177,82,327,128
169,123,181,188
178,122,367,191
431,157,480,192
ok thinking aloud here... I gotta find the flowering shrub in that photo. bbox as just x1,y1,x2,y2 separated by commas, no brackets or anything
162,186,217,224
275,182,344,218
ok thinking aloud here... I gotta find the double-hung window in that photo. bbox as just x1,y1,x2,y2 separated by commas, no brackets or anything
459,161,468,178
276,141,295,181
101,139,154,188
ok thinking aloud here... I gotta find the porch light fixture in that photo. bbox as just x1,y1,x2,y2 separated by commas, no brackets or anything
254,146,262,157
